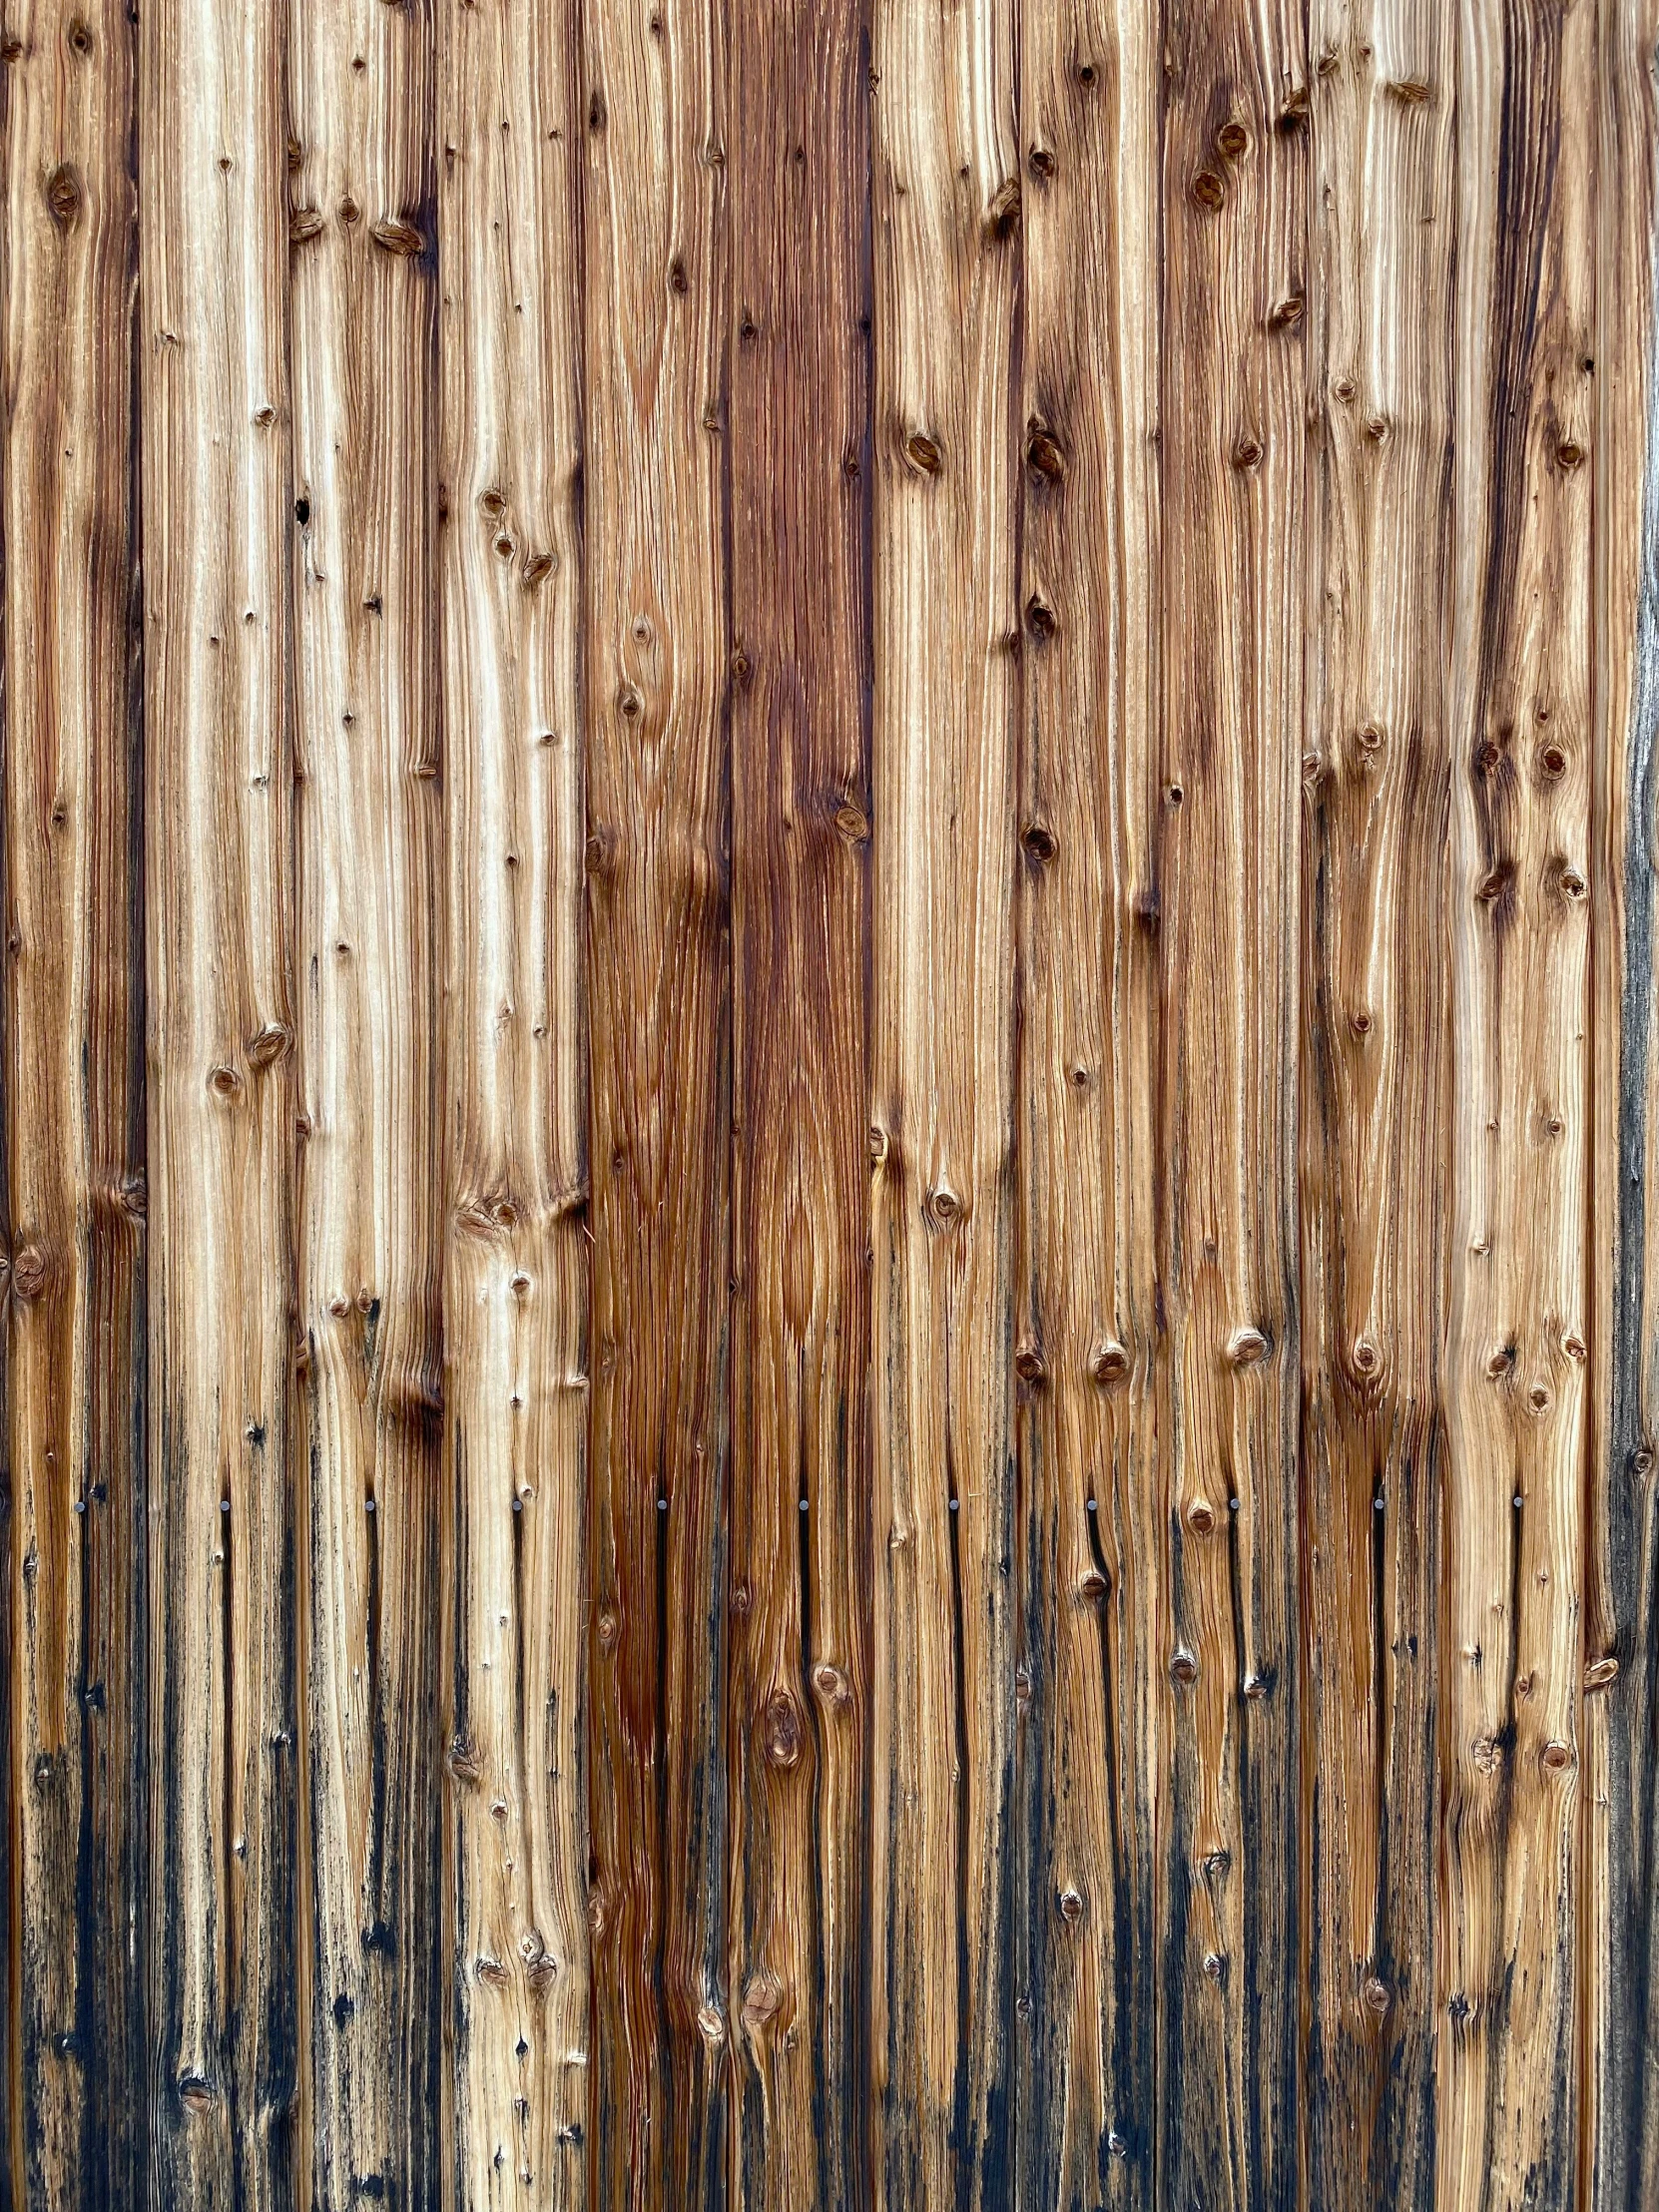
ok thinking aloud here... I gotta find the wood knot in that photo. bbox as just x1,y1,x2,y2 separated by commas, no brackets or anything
1027,145,1056,181
1538,742,1567,781
1078,1567,1108,1603
370,218,424,257
1185,1497,1216,1536
177,2073,218,2113
1091,1340,1130,1387
1014,1344,1047,1385
763,1694,803,1769
903,430,942,475
1057,1888,1084,1925
1217,121,1249,159
523,552,556,587
66,16,92,53
1541,1739,1573,1774
475,1954,511,1987
924,1184,962,1231
1171,1649,1198,1685
813,1662,850,1710
696,2003,725,2044
1021,820,1057,864
288,207,324,245
1585,1655,1619,1690
1556,441,1584,471
1233,436,1263,470
45,163,82,228
742,1972,782,2027
1026,424,1063,481
986,176,1021,238
597,1609,618,1652
1228,1326,1269,1369
247,1022,292,1070
1202,1951,1226,1982
1190,170,1225,211
1559,864,1586,900
1470,1733,1501,1775
1475,861,1512,903
1025,595,1055,639
10,1243,49,1302
1362,1975,1390,2016
1268,295,1305,332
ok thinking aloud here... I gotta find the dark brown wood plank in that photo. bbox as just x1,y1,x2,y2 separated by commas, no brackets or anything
580,0,732,2196
1156,5,1308,2204
1300,7,1453,2207
725,0,872,2203
1586,2,1659,2206
3,0,146,2200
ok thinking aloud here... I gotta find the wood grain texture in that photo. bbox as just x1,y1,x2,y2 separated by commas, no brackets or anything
138,0,300,2197
1014,2,1162,2202
1157,6,1307,2206
2,0,145,2199
287,0,445,2198
437,0,589,2202
1300,7,1453,2207
6,5,1659,2204
725,0,871,2203
579,0,731,2196
1588,9,1659,2211
868,0,1018,2199
1442,4,1594,2207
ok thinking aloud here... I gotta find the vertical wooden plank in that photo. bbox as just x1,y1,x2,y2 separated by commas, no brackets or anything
867,0,1018,2197
287,0,445,2199
1300,6,1453,2207
725,0,871,2203
1013,0,1162,2201
3,0,145,2198
1157,5,1306,2206
1441,2,1595,2205
1586,4,1659,2207
437,0,589,2198
580,0,731,2195
139,0,300,2192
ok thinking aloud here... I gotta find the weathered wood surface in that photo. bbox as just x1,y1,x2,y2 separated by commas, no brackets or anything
4,2,1659,2207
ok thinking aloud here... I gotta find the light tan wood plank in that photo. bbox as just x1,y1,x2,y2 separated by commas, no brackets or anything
1440,3,1595,2203
437,0,589,2196
139,0,300,2191
868,0,1019,2195
287,0,445,2193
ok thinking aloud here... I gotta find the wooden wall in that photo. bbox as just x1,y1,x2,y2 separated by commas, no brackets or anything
1,0,1656,2205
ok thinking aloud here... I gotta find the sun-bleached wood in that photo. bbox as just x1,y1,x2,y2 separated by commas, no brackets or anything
868,0,1019,2198
437,0,589,2196
138,0,299,2197
1441,4,1594,2204
287,0,445,2196
1301,8,1453,2205
1013,2,1162,2199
